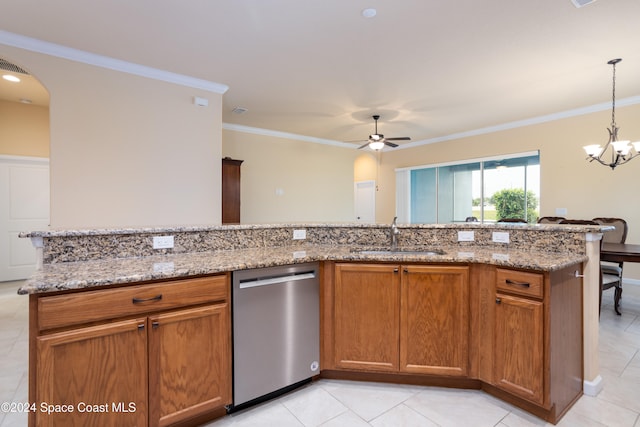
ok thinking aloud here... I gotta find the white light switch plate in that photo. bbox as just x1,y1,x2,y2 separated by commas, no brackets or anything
492,231,510,243
457,231,474,242
153,235,174,249
293,229,307,240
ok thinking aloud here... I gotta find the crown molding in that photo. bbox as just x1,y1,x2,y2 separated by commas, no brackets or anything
403,95,640,150
0,31,228,94
222,123,358,149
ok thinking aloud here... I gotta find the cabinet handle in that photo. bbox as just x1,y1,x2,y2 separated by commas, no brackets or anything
505,279,530,288
152,321,159,329
137,323,145,330
393,268,399,273
132,294,163,304
403,268,409,274
495,297,502,304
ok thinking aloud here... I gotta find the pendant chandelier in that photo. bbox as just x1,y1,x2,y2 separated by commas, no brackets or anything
583,58,640,170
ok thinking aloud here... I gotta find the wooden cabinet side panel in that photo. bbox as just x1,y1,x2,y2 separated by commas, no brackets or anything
148,304,231,427
493,294,544,405
36,318,148,427
400,266,469,376
321,261,335,370
333,263,400,372
549,265,584,416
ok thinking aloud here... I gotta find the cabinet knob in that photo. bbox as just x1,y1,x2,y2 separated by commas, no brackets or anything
137,323,145,330
495,297,502,304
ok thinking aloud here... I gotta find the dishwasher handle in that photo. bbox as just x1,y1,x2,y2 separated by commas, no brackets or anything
239,272,316,289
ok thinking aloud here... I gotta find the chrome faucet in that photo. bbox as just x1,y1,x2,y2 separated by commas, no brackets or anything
390,216,400,250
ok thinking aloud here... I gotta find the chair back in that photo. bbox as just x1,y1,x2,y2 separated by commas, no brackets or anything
538,216,565,224
465,216,478,222
592,217,628,244
498,218,527,223
559,219,599,225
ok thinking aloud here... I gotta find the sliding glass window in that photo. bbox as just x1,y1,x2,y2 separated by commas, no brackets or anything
396,152,540,224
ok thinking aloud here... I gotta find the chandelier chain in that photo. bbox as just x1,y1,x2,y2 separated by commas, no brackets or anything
611,60,617,128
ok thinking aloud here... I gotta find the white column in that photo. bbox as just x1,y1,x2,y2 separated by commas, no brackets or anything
583,232,603,396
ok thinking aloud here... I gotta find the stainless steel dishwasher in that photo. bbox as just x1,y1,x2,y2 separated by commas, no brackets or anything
231,262,320,410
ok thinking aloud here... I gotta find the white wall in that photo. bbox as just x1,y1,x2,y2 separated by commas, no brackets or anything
222,129,360,223
0,44,224,228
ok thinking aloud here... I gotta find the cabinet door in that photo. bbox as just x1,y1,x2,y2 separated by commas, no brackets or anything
493,293,544,404
400,265,469,376
36,318,148,427
148,304,231,427
333,263,400,372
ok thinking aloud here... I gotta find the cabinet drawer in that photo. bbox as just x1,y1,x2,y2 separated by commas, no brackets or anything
496,269,543,299
38,274,229,331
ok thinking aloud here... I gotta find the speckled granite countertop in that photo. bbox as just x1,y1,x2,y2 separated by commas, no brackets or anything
18,243,587,295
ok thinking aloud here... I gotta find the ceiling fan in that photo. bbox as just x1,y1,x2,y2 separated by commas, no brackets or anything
357,115,411,150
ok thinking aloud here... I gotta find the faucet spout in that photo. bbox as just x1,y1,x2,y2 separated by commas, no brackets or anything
390,216,400,250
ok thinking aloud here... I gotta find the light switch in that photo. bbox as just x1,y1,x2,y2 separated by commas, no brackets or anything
153,235,174,249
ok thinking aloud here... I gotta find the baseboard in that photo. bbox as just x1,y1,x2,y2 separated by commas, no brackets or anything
583,375,603,396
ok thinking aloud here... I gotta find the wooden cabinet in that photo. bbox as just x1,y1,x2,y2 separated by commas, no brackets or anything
492,268,545,404
493,292,544,403
30,275,231,427
482,266,583,422
332,263,469,376
36,318,148,427
222,157,243,224
333,263,400,371
401,265,469,376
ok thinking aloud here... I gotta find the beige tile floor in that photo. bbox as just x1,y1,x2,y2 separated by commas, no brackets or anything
1,280,639,427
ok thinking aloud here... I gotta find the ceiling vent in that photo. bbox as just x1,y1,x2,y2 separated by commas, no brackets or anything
0,58,30,75
571,0,597,8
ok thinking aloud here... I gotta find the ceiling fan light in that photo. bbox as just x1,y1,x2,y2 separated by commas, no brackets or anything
631,141,640,152
369,141,384,150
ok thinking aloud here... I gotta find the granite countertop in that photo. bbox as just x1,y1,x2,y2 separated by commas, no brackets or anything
18,243,587,295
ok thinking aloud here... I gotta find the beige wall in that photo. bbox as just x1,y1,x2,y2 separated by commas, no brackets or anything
0,99,49,157
0,45,223,229
380,103,640,279
222,130,360,223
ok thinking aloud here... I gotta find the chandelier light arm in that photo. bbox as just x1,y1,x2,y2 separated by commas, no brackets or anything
582,58,639,170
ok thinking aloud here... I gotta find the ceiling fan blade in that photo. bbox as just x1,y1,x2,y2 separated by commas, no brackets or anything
357,142,371,149
384,137,411,141
384,141,399,148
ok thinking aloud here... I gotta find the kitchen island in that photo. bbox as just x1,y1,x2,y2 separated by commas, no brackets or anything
19,222,607,426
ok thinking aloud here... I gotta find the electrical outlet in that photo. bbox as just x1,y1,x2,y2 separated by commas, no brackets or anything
293,229,307,240
457,231,474,242
492,232,510,244
153,235,174,249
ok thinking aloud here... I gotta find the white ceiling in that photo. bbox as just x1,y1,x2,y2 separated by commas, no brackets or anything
1,0,639,149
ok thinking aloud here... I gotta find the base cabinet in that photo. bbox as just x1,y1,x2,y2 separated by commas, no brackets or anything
332,263,469,376
36,318,148,427
30,275,232,427
493,293,544,404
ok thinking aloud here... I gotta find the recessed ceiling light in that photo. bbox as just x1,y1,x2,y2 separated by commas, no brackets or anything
19,98,32,104
362,8,377,18
2,74,20,82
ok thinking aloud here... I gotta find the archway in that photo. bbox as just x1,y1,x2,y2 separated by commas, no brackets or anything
0,57,50,281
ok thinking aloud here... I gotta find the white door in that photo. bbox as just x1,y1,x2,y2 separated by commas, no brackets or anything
354,180,375,223
0,156,50,282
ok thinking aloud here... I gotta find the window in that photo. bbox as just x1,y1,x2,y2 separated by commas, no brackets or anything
396,151,540,223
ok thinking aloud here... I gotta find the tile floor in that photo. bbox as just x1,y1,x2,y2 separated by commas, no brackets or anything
1,281,639,427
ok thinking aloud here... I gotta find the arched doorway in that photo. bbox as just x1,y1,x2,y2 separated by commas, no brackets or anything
0,57,50,281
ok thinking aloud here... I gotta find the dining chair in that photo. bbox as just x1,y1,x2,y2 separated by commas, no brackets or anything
465,216,478,222
559,219,616,316
593,217,628,315
537,216,565,224
497,218,527,223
